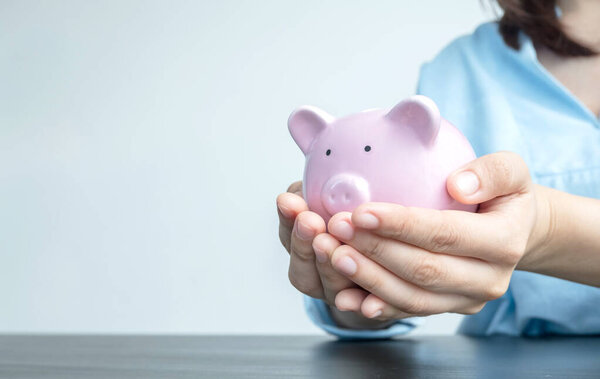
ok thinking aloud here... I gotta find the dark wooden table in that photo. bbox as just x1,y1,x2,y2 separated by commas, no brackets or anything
0,335,598,378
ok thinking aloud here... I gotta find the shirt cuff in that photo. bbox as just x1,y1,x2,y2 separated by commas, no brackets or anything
304,295,420,340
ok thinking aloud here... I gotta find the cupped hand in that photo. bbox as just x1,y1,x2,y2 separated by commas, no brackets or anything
276,182,353,304
318,152,549,321
277,181,397,329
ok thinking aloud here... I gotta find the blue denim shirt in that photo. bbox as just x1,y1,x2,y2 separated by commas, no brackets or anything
305,22,600,338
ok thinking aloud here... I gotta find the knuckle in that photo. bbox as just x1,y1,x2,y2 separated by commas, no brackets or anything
502,241,526,265
360,273,383,294
462,303,486,315
403,294,430,315
483,281,509,300
491,152,530,190
318,267,342,284
292,245,314,262
388,208,414,239
490,155,513,180
295,210,310,224
430,221,460,252
365,238,387,260
502,151,526,169
497,223,514,243
411,256,445,288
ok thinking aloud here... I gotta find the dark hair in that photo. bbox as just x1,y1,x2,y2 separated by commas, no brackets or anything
495,0,597,57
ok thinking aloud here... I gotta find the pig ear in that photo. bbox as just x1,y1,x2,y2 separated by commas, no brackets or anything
288,105,334,155
385,95,441,146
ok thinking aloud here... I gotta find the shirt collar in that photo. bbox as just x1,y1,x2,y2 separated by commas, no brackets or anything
515,30,600,125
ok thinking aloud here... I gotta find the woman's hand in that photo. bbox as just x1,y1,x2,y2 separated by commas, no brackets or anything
277,181,393,329
314,152,551,320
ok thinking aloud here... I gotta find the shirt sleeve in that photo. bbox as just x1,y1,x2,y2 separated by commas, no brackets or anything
304,296,421,339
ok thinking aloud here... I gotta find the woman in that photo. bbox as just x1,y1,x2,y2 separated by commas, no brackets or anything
277,0,600,338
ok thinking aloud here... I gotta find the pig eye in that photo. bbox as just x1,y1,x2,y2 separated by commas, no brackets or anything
326,149,331,156
364,145,372,152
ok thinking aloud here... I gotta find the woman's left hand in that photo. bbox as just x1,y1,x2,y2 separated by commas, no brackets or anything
313,151,550,320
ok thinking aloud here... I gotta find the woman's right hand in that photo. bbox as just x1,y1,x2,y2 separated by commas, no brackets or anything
277,181,394,329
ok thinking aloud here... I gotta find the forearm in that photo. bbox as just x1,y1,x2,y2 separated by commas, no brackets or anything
519,185,600,287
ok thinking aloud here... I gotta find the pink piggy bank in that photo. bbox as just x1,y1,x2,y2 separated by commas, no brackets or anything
288,95,477,224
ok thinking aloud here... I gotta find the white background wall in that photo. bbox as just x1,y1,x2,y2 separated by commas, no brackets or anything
0,1,494,334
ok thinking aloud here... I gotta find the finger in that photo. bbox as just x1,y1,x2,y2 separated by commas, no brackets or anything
360,293,484,320
288,211,326,299
330,291,400,329
277,192,308,253
328,218,507,299
312,233,355,304
287,180,303,196
446,151,531,205
349,203,521,265
334,287,369,312
330,244,478,315
360,293,413,320
277,192,308,228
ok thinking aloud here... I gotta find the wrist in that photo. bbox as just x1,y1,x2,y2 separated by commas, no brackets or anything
518,184,557,271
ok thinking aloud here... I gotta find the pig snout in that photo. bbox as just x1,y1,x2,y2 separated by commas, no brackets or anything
321,174,370,216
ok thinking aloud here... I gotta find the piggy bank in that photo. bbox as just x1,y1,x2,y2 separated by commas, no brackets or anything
288,95,477,223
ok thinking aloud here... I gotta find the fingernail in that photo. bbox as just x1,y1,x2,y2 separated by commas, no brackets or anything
454,171,479,196
296,221,313,241
334,256,357,276
353,212,379,229
277,203,293,218
329,220,354,240
369,310,382,319
313,244,328,263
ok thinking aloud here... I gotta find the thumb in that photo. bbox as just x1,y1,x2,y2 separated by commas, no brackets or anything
446,151,532,205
